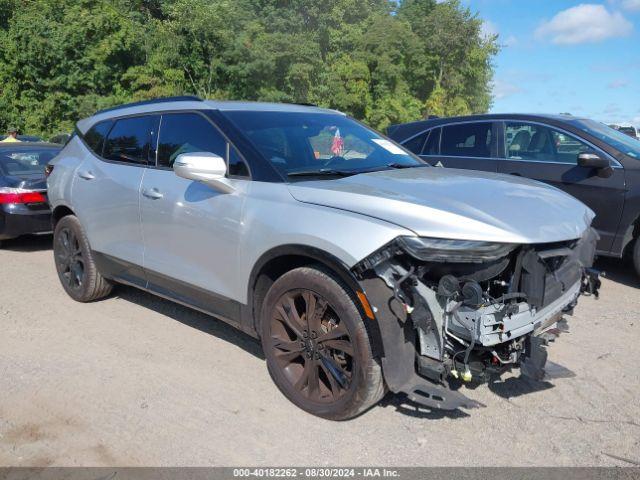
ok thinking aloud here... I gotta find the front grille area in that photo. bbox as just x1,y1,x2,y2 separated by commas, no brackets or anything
518,229,596,309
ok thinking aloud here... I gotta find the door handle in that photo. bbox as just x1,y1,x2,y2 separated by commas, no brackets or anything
507,172,522,177
142,188,163,200
77,170,95,180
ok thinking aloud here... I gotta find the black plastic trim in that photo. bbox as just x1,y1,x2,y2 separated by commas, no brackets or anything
95,96,203,115
205,110,284,183
92,252,244,328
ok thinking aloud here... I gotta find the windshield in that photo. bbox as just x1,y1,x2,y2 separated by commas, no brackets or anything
223,111,425,178
568,119,640,159
0,147,60,177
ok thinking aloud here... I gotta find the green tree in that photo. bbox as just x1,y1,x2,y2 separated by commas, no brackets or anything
398,0,498,117
0,0,146,135
0,0,498,137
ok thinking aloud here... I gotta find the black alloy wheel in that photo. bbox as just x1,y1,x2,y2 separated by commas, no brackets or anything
53,215,113,302
261,267,384,420
55,226,85,292
270,289,354,403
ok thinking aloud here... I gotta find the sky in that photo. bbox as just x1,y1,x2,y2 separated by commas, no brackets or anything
463,0,640,126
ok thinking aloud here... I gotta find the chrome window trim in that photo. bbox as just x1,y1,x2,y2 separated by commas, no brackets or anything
419,154,498,161
401,119,623,169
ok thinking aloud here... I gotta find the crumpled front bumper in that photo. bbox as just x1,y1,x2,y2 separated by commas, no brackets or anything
445,280,581,348
354,228,600,411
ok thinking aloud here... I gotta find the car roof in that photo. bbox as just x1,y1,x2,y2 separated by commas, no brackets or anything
387,113,590,138
77,97,343,134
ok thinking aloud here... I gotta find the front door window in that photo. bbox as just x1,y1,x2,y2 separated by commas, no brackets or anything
505,122,592,164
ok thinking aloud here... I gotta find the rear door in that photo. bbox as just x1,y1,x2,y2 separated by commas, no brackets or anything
412,122,499,172
72,115,157,281
497,120,626,253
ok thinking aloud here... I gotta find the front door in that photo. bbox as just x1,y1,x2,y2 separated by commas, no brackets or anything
497,121,626,253
139,112,251,321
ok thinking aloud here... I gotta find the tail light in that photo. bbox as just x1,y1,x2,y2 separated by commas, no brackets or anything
44,164,54,178
0,187,47,205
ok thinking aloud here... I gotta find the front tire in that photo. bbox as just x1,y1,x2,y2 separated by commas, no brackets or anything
260,266,384,420
53,215,113,302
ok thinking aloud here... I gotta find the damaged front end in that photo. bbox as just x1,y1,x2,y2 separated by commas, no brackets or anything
353,228,600,410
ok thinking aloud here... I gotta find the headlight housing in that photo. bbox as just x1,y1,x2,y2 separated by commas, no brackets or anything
398,236,516,263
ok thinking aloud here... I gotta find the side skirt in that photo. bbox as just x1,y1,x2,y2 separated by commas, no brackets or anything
93,252,253,335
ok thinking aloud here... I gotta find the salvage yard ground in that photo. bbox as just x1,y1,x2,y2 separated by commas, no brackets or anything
0,235,638,467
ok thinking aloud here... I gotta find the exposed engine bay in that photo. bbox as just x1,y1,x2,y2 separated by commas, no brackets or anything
354,228,601,410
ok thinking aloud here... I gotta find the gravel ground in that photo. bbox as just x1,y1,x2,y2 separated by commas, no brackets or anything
0,235,638,467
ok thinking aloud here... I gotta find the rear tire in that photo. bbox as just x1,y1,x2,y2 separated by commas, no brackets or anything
633,236,640,278
260,266,384,420
53,215,113,302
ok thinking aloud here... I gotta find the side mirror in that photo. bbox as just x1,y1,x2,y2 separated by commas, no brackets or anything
577,152,613,178
577,152,609,168
173,152,234,193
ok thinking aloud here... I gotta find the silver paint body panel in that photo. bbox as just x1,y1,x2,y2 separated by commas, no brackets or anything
288,167,594,244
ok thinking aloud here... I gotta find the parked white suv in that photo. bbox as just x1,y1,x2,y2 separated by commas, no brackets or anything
47,97,600,419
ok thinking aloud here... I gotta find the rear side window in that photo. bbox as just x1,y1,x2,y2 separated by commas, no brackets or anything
402,131,429,154
103,116,154,165
441,123,492,158
157,113,227,168
84,120,112,156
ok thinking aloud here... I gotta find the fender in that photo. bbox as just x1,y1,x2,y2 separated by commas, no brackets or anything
243,244,384,357
51,203,76,228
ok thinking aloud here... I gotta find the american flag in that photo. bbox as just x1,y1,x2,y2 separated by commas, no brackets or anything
331,128,344,156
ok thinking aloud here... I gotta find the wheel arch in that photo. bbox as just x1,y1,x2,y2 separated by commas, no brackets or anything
246,244,383,356
618,211,640,255
51,205,76,229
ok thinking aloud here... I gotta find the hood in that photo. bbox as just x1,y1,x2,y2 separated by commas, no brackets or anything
287,167,594,245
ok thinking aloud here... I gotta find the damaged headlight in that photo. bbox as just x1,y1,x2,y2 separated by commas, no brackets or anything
398,237,516,263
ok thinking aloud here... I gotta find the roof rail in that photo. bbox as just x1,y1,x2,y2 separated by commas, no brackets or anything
291,102,318,107
95,95,204,115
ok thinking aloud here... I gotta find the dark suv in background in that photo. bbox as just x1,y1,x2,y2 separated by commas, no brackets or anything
388,114,640,277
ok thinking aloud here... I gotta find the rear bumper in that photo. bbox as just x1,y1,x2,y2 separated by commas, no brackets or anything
0,205,52,240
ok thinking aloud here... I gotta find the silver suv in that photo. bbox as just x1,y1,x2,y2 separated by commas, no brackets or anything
47,96,600,420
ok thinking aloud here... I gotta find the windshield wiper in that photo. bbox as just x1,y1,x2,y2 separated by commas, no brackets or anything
385,162,426,169
287,163,426,178
287,168,360,177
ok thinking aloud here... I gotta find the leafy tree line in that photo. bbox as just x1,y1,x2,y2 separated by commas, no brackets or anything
0,0,498,138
